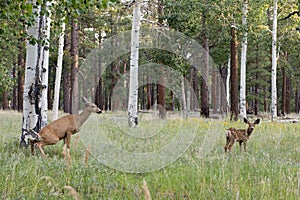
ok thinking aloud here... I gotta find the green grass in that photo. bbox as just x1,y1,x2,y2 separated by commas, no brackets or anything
0,111,299,199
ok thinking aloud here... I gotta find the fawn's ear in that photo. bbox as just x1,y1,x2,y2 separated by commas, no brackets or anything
254,118,261,125
243,117,249,124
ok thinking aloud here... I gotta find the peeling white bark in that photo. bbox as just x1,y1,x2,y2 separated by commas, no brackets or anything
226,57,231,112
128,0,141,127
271,0,278,120
240,0,248,118
53,20,65,121
21,1,51,146
41,1,52,126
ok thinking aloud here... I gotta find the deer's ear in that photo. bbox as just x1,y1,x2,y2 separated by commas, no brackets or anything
82,96,89,104
243,117,249,124
254,119,261,125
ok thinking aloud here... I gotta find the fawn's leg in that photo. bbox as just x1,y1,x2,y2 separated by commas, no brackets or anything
239,141,243,152
228,139,235,152
224,137,230,152
243,142,247,152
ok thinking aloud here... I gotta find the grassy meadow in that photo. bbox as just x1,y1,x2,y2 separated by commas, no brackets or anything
0,111,299,199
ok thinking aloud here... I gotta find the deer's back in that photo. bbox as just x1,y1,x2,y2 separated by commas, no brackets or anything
40,115,78,139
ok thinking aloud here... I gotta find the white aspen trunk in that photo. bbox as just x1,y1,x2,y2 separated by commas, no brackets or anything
128,0,141,127
20,1,51,146
226,57,231,113
20,2,41,146
40,1,52,125
271,0,278,120
240,0,248,118
187,88,191,112
181,77,187,118
53,20,65,121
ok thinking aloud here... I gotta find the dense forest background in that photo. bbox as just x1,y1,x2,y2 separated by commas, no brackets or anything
0,0,300,118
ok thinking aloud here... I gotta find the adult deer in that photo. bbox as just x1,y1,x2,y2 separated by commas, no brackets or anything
25,97,102,157
224,118,260,152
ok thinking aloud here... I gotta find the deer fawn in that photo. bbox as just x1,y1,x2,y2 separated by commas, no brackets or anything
25,97,102,157
224,118,260,152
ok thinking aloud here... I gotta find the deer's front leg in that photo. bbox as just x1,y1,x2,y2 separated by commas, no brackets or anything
62,137,67,157
65,131,72,159
30,140,35,155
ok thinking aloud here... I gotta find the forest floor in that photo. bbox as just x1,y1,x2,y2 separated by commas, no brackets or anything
0,110,299,199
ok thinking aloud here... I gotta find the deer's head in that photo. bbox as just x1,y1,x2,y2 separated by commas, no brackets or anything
20,129,40,147
244,118,260,136
82,97,102,114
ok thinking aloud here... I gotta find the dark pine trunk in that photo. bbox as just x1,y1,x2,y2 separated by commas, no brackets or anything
70,18,79,114
230,26,239,121
281,67,286,116
200,9,209,118
2,90,9,110
17,48,25,112
219,65,228,114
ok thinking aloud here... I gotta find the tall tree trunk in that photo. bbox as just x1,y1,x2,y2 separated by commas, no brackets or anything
128,0,141,127
158,69,166,119
157,0,166,118
296,84,300,114
2,90,9,110
212,68,217,114
12,68,17,110
240,0,248,118
71,18,79,114
63,67,71,113
286,76,291,114
254,72,259,115
281,67,286,116
219,64,228,114
190,67,198,110
20,1,50,146
17,51,25,112
63,33,71,113
181,77,187,118
95,57,103,110
271,0,278,120
254,41,259,115
200,10,209,118
53,21,65,120
40,1,51,126
168,90,174,111
146,80,152,110
230,26,239,121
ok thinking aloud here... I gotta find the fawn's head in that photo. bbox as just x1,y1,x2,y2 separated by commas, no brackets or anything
244,118,260,135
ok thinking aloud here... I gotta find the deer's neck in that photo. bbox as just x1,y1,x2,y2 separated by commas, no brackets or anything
76,109,92,128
